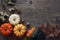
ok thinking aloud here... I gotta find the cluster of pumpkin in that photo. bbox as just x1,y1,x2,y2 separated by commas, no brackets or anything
0,0,45,40
0,13,45,40
0,14,26,37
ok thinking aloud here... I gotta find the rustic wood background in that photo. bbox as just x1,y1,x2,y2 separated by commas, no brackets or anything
0,0,60,40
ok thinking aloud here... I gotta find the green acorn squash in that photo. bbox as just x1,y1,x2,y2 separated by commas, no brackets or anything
0,11,9,23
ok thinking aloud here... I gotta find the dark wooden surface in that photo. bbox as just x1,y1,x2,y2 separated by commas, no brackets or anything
0,0,60,40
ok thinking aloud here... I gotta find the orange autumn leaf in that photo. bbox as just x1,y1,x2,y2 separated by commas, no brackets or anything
26,27,35,37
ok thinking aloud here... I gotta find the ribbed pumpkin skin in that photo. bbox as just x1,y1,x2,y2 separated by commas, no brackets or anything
13,24,26,37
0,23,12,36
9,14,20,25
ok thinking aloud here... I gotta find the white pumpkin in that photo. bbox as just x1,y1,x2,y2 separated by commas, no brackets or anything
9,14,20,25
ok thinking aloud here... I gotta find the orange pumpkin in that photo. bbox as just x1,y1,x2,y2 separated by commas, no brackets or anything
13,24,26,37
26,27,36,37
0,23,12,36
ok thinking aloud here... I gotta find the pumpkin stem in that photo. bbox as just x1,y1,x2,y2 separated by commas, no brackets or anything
4,28,7,31
19,29,21,32
13,19,15,21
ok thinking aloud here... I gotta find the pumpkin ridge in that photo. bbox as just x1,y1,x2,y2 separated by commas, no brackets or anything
13,24,26,37
0,23,13,36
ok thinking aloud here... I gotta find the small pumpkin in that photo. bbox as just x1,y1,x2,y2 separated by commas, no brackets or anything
9,14,20,25
8,8,15,13
0,11,9,23
13,24,26,37
0,23,12,36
